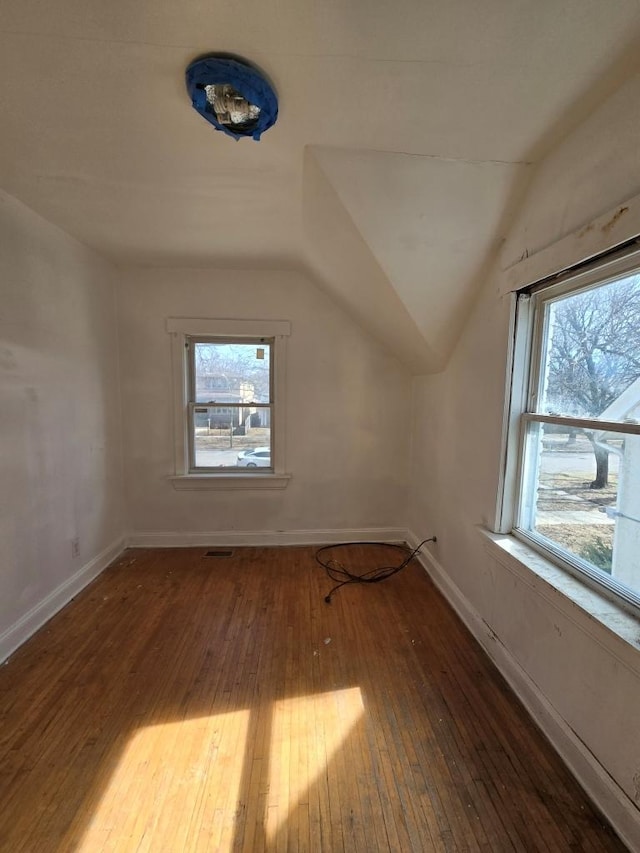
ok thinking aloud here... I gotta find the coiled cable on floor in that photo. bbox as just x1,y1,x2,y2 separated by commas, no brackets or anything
316,538,436,603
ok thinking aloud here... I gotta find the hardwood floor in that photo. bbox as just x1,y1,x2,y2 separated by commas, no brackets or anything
0,546,627,852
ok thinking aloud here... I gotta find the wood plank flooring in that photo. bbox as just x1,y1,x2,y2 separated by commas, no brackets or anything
0,546,627,852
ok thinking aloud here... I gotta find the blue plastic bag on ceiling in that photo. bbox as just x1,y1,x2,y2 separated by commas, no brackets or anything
185,56,278,141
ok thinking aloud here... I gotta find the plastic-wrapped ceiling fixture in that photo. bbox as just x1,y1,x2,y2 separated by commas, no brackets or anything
186,56,278,141
204,84,261,131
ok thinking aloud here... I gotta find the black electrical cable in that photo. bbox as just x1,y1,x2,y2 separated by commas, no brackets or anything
316,537,436,603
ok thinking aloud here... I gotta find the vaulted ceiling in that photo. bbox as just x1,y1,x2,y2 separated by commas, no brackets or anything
2,1,640,371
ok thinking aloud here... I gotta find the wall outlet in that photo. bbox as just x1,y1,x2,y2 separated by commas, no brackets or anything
71,537,80,559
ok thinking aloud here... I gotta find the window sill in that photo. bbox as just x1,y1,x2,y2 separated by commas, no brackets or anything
169,473,291,491
480,528,640,659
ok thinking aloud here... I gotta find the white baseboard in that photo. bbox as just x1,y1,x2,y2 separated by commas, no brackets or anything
128,527,407,549
0,536,126,665
405,530,640,853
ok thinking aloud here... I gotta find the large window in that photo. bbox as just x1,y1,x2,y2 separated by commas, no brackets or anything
513,251,640,610
167,318,290,487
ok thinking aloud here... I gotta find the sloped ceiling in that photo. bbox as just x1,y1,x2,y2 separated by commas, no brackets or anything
306,147,525,369
1,1,640,371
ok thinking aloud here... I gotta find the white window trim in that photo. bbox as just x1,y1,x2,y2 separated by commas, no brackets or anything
166,317,291,490
498,246,640,625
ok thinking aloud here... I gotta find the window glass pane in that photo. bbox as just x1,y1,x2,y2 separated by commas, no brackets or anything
194,342,271,404
192,406,271,469
539,272,640,419
520,421,640,597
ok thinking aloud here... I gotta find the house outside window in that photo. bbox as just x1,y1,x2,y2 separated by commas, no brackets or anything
166,318,290,490
511,249,640,610
188,338,273,470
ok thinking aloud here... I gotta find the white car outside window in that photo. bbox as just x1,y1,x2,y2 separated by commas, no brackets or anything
236,447,271,468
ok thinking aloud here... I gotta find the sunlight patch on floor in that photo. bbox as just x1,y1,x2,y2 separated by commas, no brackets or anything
266,687,365,842
77,709,251,852
73,688,364,851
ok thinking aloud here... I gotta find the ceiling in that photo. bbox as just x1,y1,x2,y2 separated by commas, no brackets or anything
2,1,640,370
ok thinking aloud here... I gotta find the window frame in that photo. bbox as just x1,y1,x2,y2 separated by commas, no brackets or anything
505,247,640,613
186,335,275,473
166,318,291,490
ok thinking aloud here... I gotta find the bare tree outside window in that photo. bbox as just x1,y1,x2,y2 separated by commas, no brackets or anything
194,342,270,403
544,274,640,488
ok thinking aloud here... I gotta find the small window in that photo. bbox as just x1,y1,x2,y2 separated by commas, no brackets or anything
513,251,640,610
188,338,273,471
166,318,290,486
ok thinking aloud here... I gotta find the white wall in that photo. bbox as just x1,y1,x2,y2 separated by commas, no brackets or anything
408,72,640,847
0,190,125,662
118,268,411,541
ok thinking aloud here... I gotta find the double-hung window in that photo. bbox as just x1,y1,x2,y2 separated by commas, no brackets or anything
512,249,640,610
188,337,273,471
167,318,290,488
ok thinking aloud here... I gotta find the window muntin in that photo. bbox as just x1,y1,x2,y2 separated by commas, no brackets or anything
515,257,640,610
187,338,274,472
